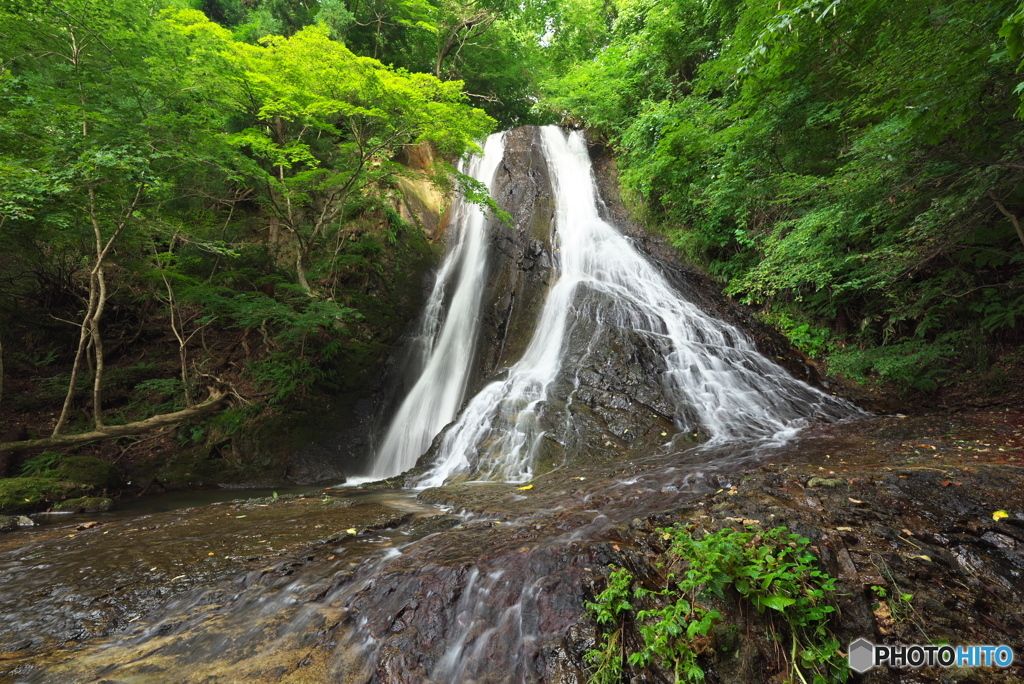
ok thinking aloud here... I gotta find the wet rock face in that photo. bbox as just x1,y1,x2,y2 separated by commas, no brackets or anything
532,298,684,471
473,126,557,385
587,141,825,388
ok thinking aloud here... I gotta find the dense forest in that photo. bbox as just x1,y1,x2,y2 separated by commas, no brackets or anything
2,0,1024,471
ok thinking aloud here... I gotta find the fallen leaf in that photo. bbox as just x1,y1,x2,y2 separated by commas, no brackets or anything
993,510,1010,521
517,484,534,491
910,554,932,562
208,552,215,556
848,498,864,504
612,544,620,551
941,481,951,487
916,444,937,450
836,526,854,532
76,521,101,531
725,516,761,525
902,529,914,537
345,528,358,534
235,515,246,519
873,600,893,634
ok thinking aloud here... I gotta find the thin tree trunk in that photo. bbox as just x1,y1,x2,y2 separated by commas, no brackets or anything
160,262,193,407
988,190,1024,249
53,184,144,436
296,249,312,292
52,276,99,436
90,263,107,427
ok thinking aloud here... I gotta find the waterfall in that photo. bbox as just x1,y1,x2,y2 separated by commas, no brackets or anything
370,133,507,479
416,126,856,487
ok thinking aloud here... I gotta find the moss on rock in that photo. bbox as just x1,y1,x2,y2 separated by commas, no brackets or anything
0,477,86,514
52,456,120,491
53,497,113,513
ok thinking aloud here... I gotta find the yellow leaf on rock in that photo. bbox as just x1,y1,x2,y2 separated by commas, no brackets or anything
517,484,533,491
993,510,1010,521
345,528,357,534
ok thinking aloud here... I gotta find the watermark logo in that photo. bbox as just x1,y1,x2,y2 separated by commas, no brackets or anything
849,639,1015,672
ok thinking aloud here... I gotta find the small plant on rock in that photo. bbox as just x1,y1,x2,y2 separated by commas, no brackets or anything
585,525,847,683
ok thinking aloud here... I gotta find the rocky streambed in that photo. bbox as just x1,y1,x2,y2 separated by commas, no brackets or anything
0,410,1021,683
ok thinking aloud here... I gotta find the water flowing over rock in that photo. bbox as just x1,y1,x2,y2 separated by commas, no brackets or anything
370,133,507,479
416,126,858,487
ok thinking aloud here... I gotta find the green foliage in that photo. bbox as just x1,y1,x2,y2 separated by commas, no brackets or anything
18,452,66,478
455,170,514,226
584,566,633,684
760,309,832,358
546,0,1024,390
829,335,957,391
585,525,846,683
0,0,501,434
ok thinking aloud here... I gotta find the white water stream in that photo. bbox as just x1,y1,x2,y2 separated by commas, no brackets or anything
416,126,855,487
370,133,507,478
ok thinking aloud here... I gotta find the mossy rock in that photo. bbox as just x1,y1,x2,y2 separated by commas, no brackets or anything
0,516,18,532
52,456,120,491
0,477,86,514
53,497,113,514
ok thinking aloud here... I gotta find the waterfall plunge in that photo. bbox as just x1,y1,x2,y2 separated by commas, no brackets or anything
415,127,856,487
370,132,507,479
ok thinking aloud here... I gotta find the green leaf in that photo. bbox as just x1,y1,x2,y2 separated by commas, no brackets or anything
757,594,797,612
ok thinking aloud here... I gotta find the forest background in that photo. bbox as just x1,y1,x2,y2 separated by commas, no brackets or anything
2,0,1024,483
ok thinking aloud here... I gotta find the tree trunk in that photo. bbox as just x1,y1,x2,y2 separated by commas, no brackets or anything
296,249,312,292
52,275,99,436
2,389,228,455
160,263,194,407
90,264,108,427
988,190,1024,250
53,184,144,436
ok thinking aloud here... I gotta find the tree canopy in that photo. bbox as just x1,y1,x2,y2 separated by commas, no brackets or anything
0,0,493,446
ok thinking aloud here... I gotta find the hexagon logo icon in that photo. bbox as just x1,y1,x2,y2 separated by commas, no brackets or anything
849,638,876,673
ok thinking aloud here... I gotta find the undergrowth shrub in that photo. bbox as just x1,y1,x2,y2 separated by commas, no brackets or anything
586,525,847,683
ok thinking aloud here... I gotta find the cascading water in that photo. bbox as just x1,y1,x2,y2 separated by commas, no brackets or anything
418,126,857,487
370,133,507,479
